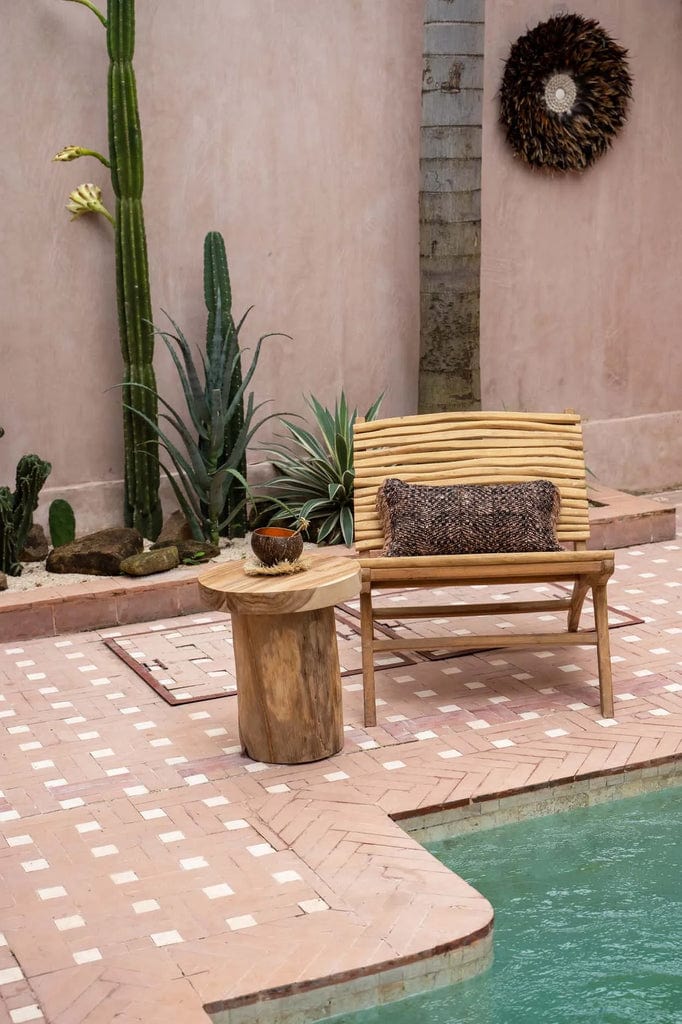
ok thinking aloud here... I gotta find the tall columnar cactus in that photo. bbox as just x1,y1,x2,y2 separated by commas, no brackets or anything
109,2,161,536
203,232,247,537
0,455,52,576
54,0,162,539
108,0,161,538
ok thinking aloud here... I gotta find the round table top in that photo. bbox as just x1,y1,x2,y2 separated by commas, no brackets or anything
198,552,361,616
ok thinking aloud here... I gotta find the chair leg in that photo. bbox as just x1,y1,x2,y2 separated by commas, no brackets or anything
567,579,590,632
359,586,377,727
592,583,614,719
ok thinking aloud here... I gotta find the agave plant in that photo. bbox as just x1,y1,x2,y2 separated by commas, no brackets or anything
124,297,287,545
259,392,383,547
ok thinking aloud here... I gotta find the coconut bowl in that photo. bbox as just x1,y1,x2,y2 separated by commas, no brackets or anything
250,526,304,567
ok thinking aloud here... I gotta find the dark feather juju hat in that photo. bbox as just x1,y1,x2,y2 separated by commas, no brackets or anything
499,13,632,172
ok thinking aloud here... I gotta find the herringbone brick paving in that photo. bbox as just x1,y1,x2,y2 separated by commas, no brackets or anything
0,536,681,1023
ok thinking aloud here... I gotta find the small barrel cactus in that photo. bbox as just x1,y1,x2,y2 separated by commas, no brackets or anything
49,499,77,549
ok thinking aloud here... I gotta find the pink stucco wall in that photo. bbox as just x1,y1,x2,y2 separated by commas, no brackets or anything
1,1,422,530
480,1,682,491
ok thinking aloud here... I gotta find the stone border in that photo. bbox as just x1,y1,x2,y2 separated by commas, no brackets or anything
0,492,675,643
0,563,207,643
207,932,492,1024
587,484,676,549
398,757,682,842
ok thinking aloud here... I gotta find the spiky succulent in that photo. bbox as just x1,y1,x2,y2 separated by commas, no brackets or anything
259,392,383,547
123,298,286,545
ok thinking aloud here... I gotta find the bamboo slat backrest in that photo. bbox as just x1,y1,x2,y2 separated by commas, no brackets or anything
353,411,590,552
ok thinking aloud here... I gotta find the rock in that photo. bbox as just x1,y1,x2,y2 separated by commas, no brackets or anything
151,539,219,563
120,546,179,577
155,510,194,545
0,572,7,591
20,524,48,563
46,528,143,576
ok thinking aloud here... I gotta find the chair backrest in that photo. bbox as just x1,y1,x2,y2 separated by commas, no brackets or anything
353,411,590,552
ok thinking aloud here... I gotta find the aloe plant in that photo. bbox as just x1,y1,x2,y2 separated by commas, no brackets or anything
123,296,287,546
259,392,383,547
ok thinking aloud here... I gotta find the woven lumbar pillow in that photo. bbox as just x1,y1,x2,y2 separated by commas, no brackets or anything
376,478,563,556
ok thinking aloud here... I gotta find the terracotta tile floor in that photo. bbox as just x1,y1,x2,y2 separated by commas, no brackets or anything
1,533,682,1023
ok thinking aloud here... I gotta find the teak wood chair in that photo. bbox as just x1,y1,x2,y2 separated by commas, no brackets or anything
353,411,615,727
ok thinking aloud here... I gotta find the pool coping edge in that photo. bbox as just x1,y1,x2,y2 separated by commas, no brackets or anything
202,757,681,1024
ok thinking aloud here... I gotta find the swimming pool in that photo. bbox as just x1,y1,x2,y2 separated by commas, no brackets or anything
322,785,682,1023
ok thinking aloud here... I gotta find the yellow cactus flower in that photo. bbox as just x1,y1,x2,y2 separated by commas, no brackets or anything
53,146,84,162
53,145,110,167
66,183,114,225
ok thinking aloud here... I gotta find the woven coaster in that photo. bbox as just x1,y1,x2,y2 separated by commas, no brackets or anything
243,556,312,577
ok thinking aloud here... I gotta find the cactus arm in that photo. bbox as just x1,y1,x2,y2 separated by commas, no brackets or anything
204,232,232,364
63,0,108,27
107,0,161,538
201,232,247,537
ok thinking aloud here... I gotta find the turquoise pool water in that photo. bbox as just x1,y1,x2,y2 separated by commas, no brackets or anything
326,785,682,1024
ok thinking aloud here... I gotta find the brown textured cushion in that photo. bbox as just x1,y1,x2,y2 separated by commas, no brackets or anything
376,478,563,556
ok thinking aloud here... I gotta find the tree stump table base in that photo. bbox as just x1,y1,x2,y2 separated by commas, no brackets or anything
231,607,343,763
199,554,361,764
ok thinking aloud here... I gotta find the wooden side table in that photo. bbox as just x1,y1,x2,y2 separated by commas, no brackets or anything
198,554,361,764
